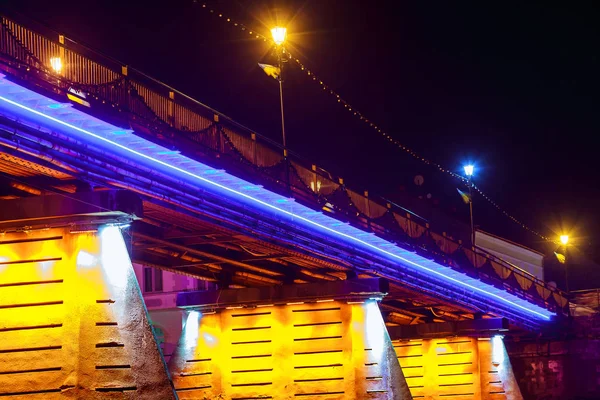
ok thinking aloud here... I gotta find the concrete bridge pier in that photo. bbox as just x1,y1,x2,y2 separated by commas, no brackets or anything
388,320,524,400
168,279,412,399
0,192,177,399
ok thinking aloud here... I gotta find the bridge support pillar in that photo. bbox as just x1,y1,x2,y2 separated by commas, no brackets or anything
388,320,523,400
0,192,176,398
168,279,411,399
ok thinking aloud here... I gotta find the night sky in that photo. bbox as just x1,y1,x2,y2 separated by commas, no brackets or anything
3,1,599,279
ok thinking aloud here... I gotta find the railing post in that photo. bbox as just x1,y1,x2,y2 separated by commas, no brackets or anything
311,164,318,194
251,133,257,166
121,65,130,113
214,114,224,153
168,91,175,128
58,34,65,59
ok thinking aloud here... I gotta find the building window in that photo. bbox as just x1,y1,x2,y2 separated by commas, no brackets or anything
144,267,163,293
196,279,207,291
195,280,217,291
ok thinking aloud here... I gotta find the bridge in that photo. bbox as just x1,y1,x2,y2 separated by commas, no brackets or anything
0,11,568,399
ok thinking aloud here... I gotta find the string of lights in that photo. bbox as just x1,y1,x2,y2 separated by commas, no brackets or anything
471,183,552,242
197,2,554,243
198,3,270,42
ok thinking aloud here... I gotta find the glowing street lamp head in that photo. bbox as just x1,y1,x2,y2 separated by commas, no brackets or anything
271,27,287,46
50,57,62,73
464,164,474,177
560,235,569,245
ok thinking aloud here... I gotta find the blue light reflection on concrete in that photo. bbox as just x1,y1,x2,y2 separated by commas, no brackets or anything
365,301,385,359
100,226,130,289
184,311,200,348
0,75,553,321
492,335,505,365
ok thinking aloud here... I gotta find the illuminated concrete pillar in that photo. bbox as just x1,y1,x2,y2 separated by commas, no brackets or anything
392,335,523,400
0,226,176,398
168,280,411,399
479,336,523,400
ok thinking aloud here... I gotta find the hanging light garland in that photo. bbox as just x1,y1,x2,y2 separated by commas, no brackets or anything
199,3,270,42
197,2,554,243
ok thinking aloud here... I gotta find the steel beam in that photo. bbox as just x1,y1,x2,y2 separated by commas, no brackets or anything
176,277,389,309
387,317,509,339
133,230,286,278
0,189,142,230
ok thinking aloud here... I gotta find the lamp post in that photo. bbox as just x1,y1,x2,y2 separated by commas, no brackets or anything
270,27,288,160
560,234,570,294
559,234,571,317
464,165,475,246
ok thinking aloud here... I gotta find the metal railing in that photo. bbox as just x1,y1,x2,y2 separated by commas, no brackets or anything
0,11,568,314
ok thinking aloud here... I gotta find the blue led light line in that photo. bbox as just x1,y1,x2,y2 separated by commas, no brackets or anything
0,75,553,320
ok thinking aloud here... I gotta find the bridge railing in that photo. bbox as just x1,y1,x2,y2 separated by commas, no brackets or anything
0,11,568,315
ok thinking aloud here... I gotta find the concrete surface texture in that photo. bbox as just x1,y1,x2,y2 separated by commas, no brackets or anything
0,226,176,399
168,300,411,399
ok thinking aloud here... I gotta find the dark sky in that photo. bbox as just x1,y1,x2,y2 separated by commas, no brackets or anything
3,1,599,263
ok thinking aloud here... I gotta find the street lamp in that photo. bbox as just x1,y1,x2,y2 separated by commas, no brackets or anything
464,165,474,177
271,27,287,46
464,165,475,246
270,26,289,187
560,235,569,246
50,57,62,74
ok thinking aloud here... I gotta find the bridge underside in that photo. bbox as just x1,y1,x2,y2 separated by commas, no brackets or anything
0,150,539,332
0,75,556,330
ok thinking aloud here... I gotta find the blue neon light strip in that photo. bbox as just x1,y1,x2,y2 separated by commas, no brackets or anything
0,75,553,320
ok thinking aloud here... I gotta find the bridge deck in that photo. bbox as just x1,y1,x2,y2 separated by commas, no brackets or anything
0,12,565,331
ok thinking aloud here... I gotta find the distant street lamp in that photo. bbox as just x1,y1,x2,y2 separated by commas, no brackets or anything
50,57,62,74
464,165,475,246
560,234,570,293
464,165,474,177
